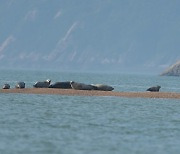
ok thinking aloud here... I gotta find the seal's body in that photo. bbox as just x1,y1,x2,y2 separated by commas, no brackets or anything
92,84,114,91
15,82,25,89
49,82,72,89
2,84,10,89
70,81,96,90
147,85,161,92
33,79,51,88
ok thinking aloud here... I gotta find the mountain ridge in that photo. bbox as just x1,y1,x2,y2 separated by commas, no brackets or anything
161,61,180,76
0,0,180,74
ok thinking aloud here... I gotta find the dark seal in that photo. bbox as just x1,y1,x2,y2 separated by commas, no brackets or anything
2,84,10,89
33,79,51,88
70,81,97,90
91,84,114,91
49,82,72,89
146,85,161,92
15,82,25,89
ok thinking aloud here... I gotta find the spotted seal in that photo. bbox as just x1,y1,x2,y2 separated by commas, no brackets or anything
49,81,72,89
146,85,161,92
2,84,10,89
91,84,114,91
33,79,51,88
70,81,96,90
15,82,25,89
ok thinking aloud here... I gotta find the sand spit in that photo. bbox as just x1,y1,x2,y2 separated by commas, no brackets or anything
0,88,180,99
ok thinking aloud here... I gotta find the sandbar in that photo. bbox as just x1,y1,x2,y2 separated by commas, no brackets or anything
0,88,180,99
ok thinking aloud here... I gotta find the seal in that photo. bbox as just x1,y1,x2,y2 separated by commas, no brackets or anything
2,83,10,89
33,79,51,88
146,85,161,92
49,81,72,89
70,81,96,90
15,82,25,89
91,84,114,91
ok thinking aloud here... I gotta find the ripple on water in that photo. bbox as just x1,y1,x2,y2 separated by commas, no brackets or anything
0,72,180,154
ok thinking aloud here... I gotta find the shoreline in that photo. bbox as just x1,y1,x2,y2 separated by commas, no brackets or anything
0,88,180,99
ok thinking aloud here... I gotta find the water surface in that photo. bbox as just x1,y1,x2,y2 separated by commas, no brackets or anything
0,70,180,154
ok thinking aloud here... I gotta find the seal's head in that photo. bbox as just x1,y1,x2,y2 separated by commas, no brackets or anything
46,79,51,84
70,81,74,84
157,85,161,90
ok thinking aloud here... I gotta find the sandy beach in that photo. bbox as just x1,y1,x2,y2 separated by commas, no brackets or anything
0,88,180,99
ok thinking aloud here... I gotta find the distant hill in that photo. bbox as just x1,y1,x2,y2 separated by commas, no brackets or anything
0,0,180,73
161,61,180,76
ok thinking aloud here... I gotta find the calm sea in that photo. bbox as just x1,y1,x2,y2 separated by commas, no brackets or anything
0,70,180,154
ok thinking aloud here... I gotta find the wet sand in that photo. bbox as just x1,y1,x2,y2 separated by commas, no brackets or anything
0,88,180,99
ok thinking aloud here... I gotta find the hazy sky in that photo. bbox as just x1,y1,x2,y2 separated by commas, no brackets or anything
0,0,180,74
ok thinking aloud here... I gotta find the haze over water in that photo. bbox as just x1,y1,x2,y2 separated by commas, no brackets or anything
0,0,180,73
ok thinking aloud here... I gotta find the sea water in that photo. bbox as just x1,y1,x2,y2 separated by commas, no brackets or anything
0,70,180,154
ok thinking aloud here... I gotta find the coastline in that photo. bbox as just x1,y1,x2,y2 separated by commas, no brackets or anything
0,88,180,99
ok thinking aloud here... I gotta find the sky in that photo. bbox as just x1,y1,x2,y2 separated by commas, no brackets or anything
0,0,180,74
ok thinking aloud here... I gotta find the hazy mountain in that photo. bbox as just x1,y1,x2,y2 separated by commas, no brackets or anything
161,61,180,76
0,0,180,74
